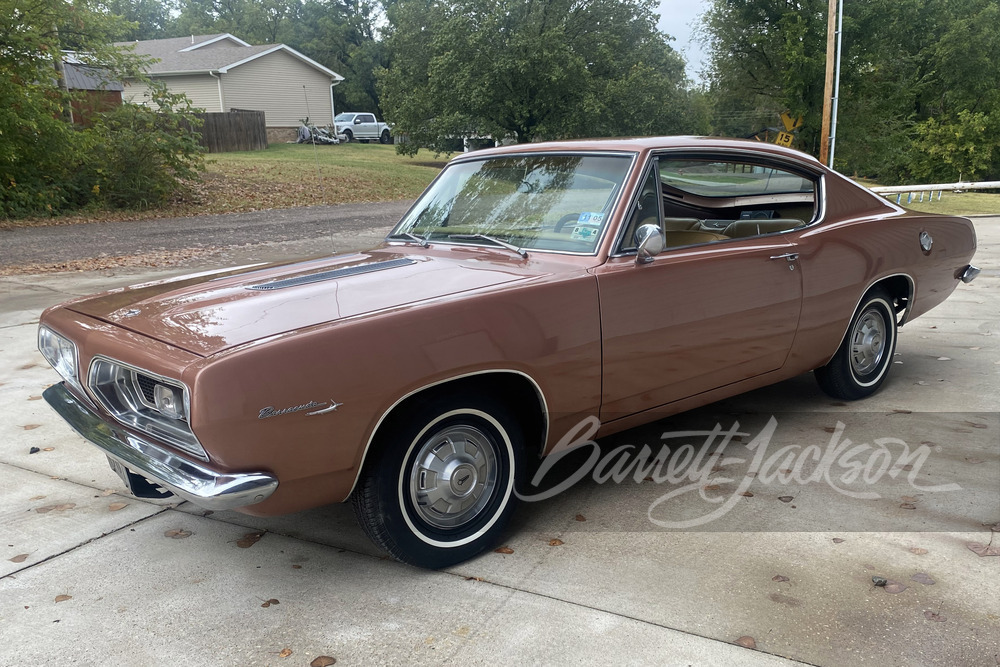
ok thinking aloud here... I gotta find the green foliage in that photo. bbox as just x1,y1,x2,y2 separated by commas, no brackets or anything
378,0,704,155
0,0,204,218
702,0,1000,183
83,84,206,209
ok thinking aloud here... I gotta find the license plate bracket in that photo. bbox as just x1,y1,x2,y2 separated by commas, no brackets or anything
106,456,174,499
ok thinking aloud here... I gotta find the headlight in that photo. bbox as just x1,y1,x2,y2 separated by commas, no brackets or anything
38,326,79,386
89,356,206,460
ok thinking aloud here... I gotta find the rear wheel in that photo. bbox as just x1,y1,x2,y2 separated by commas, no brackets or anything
815,287,897,400
352,393,524,568
380,129,391,144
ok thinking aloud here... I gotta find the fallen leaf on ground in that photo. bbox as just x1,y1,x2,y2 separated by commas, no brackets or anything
963,421,987,429
892,409,912,414
574,514,586,522
28,395,42,401
278,648,292,658
901,495,918,503
966,542,1000,557
261,598,280,608
29,495,45,500
465,576,484,582
772,575,789,582
734,636,757,649
549,538,564,547
494,546,514,555
292,564,302,569
900,503,917,510
911,573,936,585
107,502,128,512
823,426,836,433
741,491,754,497
237,532,264,548
36,503,75,513
54,595,72,603
164,529,192,539
832,538,845,544
778,496,794,503
923,611,945,622
884,581,908,594
310,657,336,667
22,424,41,430
42,447,54,452
9,554,28,563
100,489,115,496
909,547,928,555
703,484,721,491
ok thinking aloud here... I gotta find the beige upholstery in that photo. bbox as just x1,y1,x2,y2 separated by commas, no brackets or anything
721,219,805,238
662,230,730,247
662,217,700,231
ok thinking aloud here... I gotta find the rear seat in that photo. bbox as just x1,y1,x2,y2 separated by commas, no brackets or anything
721,219,805,237
662,217,700,231
662,230,730,247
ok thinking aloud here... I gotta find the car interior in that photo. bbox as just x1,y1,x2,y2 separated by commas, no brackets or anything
620,156,819,252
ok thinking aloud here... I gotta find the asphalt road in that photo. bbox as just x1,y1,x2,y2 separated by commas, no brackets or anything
0,200,413,269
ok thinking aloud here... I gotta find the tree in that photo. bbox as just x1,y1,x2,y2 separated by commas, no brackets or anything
701,0,828,151
1,0,204,217
377,0,699,154
701,0,1000,182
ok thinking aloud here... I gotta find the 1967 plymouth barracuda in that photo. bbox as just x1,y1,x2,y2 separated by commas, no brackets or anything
39,137,979,568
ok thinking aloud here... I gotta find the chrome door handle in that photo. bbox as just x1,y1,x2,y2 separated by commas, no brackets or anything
769,252,799,261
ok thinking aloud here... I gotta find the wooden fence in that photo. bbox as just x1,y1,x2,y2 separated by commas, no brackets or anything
191,109,268,153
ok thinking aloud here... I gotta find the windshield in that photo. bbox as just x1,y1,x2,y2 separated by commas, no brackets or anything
392,154,632,253
334,113,355,122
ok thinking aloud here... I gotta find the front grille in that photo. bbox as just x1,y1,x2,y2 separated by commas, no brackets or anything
135,373,158,403
246,258,416,291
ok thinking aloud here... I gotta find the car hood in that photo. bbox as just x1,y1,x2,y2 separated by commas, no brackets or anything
66,249,537,356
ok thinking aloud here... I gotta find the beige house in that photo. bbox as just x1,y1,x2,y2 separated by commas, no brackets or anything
119,33,344,140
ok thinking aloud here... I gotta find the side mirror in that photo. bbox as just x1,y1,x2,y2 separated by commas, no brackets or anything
635,224,664,264
354,118,363,124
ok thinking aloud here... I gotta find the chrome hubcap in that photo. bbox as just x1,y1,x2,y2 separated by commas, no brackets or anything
850,308,887,376
409,425,498,529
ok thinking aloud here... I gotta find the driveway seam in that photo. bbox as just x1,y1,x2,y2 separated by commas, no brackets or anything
1,507,171,581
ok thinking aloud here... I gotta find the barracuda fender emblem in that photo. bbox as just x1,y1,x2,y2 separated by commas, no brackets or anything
258,399,343,419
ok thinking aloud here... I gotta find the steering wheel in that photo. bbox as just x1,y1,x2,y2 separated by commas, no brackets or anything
554,213,582,233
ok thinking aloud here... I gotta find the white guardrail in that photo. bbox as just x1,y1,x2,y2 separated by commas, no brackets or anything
870,181,1000,205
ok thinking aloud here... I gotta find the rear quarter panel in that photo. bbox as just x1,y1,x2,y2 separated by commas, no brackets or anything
787,173,976,373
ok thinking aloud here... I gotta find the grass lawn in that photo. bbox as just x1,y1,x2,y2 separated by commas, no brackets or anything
880,190,1000,216
1,143,445,229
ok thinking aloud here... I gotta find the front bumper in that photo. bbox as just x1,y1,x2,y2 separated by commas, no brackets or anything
43,383,278,511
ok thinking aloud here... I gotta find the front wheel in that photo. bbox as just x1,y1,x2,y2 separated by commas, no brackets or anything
351,393,524,568
342,129,353,142
815,287,898,400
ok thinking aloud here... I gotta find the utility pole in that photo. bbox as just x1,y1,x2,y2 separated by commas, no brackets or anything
819,0,836,166
820,0,844,169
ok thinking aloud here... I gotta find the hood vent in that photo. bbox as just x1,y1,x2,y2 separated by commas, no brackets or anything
246,258,416,291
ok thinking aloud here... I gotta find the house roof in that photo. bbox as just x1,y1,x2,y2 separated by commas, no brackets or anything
63,62,124,91
116,33,344,82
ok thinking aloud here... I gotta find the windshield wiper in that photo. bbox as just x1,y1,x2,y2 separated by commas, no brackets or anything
447,233,527,258
387,231,429,247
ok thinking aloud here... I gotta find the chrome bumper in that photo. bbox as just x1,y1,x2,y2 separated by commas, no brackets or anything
961,264,981,284
43,383,278,511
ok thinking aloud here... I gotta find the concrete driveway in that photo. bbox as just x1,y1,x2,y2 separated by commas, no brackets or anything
1,214,997,666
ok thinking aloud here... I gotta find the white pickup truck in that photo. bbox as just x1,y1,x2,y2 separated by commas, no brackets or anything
334,112,392,144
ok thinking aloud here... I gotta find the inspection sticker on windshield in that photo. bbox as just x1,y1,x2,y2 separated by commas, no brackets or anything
571,212,603,241
577,212,604,225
